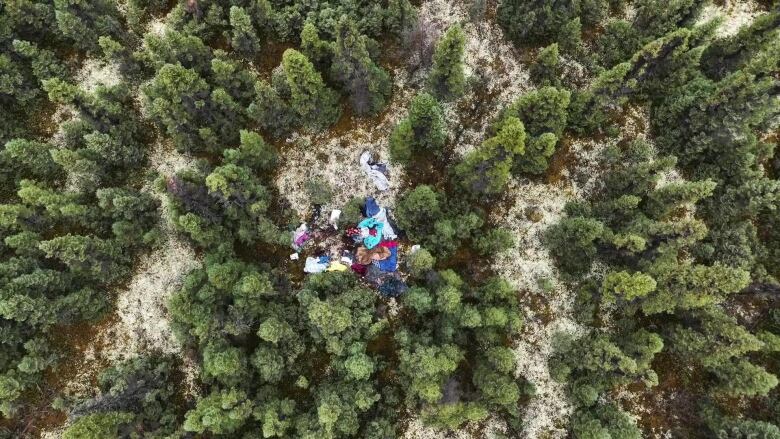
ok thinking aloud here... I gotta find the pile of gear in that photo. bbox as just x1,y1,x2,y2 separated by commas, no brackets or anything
291,196,408,298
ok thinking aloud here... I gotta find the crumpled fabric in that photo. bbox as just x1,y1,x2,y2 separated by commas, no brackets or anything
371,208,397,240
292,223,309,250
351,263,368,275
304,256,328,273
364,265,387,285
365,196,381,217
375,245,398,272
364,266,406,297
378,277,408,297
357,218,384,249
360,151,390,191
356,246,391,265
329,209,341,229
326,261,348,272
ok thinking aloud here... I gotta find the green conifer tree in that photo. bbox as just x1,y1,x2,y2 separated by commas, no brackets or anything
330,18,391,116
281,49,341,130
428,24,466,100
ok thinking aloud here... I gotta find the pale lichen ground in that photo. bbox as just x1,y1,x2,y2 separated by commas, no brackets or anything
404,417,508,439
75,58,122,93
491,178,584,439
698,0,762,37
96,138,202,373
276,74,414,219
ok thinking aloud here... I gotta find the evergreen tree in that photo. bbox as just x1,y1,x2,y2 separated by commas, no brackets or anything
229,6,261,56
497,0,608,46
281,49,341,130
53,0,125,53
500,87,570,138
62,412,134,439
529,43,562,87
183,388,254,434
389,92,446,162
330,17,391,116
300,21,333,72
455,116,526,197
428,24,466,100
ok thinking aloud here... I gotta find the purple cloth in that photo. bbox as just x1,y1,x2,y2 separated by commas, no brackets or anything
294,231,310,247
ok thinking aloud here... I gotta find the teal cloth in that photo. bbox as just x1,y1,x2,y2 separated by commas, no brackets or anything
358,218,384,249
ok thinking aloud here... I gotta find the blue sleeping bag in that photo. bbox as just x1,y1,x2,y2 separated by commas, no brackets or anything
375,245,398,272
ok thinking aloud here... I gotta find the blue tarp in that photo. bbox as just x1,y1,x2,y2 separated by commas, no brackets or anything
365,196,381,217
375,245,397,272
378,277,407,297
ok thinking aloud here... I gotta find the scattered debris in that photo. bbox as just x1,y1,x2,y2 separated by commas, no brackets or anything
360,150,391,191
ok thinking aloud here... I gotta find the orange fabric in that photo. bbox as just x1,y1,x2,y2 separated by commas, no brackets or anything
355,246,391,265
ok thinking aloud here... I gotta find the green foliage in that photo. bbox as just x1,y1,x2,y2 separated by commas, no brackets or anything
330,17,391,116
1,139,63,185
547,140,752,315
551,329,662,406
497,0,608,46
601,271,657,305
301,21,333,71
473,228,515,256
407,248,436,277
516,132,558,175
143,46,257,153
455,116,526,197
547,20,779,424
223,130,278,173
596,20,643,68
5,0,776,435
633,0,708,41
399,343,463,402
203,343,249,386
53,0,126,53
65,355,181,437
229,6,262,56
165,160,283,248
546,216,604,275
490,87,569,176
571,403,642,439
282,49,341,130
183,388,254,434
339,197,364,226
428,25,466,100
712,359,778,397
62,412,134,439
530,43,562,87
501,87,571,138
395,185,485,256
699,11,780,80
0,50,156,418
421,403,489,430
389,92,447,162
703,405,780,439
649,21,780,282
